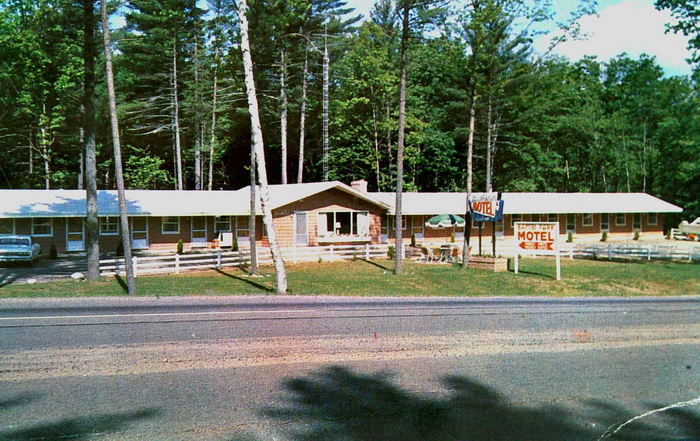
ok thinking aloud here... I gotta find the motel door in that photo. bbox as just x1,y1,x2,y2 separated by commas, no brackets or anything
66,218,85,252
295,212,308,245
131,218,148,250
191,217,207,247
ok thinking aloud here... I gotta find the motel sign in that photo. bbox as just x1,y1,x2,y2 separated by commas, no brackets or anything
513,222,561,280
469,192,504,222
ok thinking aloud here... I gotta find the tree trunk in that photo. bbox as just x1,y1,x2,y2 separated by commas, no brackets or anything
172,41,184,190
280,48,288,184
322,25,330,181
249,135,258,275
208,45,219,191
461,92,476,268
485,96,493,192
237,0,287,294
194,38,202,191
84,0,100,281
394,3,409,276
78,126,84,189
296,49,308,184
101,0,136,295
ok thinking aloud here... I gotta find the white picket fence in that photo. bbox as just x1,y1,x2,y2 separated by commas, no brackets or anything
560,243,700,263
100,244,392,277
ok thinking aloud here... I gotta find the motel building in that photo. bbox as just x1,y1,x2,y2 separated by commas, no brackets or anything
0,180,682,256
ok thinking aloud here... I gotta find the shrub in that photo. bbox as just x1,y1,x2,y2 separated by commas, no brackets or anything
232,236,239,251
49,243,58,260
388,245,395,259
410,233,416,247
176,239,184,254
450,232,455,243
115,241,124,257
666,229,672,240
633,230,640,241
601,231,608,242
566,231,573,243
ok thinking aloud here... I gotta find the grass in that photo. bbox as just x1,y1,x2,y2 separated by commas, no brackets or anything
0,258,698,298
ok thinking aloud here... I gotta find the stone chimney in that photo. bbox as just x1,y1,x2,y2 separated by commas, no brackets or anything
351,179,368,193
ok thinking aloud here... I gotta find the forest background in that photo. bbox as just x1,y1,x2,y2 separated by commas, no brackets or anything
0,0,698,223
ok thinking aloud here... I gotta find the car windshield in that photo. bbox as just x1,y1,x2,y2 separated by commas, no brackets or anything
0,238,30,246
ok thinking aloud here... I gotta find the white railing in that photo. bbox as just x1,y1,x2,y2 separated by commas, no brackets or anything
559,243,700,263
99,244,392,277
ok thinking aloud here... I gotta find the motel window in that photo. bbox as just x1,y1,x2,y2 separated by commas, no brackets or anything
161,216,180,234
647,213,658,225
0,219,14,235
215,216,231,232
318,211,369,237
234,216,249,238
385,215,407,231
32,218,52,236
100,217,119,235
601,214,610,232
615,213,626,226
548,214,558,223
566,214,575,232
633,213,641,230
511,214,522,227
582,213,593,227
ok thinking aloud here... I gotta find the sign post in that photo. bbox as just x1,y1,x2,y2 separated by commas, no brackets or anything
469,192,504,258
513,222,561,280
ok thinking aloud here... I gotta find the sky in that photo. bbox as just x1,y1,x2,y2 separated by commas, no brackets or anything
346,0,693,77
117,0,693,77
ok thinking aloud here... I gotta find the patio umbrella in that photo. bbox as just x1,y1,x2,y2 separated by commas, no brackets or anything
424,214,466,228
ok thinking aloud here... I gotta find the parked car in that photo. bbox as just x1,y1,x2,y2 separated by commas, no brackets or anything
0,235,41,264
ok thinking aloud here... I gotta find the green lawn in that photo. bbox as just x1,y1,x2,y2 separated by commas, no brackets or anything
1,258,698,298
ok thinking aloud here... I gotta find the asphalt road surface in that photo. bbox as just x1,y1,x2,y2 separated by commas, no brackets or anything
1,296,699,441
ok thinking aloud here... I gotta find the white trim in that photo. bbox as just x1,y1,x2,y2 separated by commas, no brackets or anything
215,215,231,233
131,217,149,250
31,218,53,237
161,216,180,235
191,216,207,247
99,216,119,236
600,213,610,232
615,213,627,226
582,213,593,227
647,213,658,226
633,213,642,231
65,217,85,252
566,214,576,233
294,211,308,245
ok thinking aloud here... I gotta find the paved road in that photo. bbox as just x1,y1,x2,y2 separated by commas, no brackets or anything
1,296,699,441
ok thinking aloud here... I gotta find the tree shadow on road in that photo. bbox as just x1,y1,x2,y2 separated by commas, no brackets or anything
0,408,159,441
227,366,700,441
0,392,43,410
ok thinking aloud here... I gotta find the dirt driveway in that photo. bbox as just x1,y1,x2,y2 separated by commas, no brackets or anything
0,256,87,286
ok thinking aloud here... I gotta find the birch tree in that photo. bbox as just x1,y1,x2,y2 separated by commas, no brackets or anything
237,0,287,294
101,0,136,295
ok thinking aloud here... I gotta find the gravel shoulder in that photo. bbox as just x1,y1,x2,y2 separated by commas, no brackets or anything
3,323,698,381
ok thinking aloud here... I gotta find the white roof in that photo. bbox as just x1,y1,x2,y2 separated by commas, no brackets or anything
0,182,390,218
0,189,249,218
372,192,682,215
